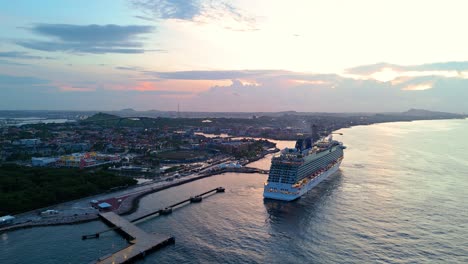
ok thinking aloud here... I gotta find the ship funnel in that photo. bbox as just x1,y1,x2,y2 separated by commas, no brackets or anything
295,139,304,151
311,124,319,142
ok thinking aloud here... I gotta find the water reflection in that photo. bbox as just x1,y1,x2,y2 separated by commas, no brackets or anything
3,120,467,264
264,171,344,227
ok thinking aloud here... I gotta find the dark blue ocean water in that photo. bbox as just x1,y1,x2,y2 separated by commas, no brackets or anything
1,119,468,263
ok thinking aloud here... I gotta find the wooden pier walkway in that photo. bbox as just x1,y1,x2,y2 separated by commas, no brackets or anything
95,212,174,264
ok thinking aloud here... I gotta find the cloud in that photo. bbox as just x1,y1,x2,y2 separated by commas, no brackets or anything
0,74,48,86
58,85,95,92
116,66,144,71
346,62,404,75
185,73,468,112
29,24,153,43
402,83,433,91
0,51,42,59
2,64,468,112
391,75,439,89
17,24,156,54
142,69,464,99
131,0,201,20
131,81,195,94
139,67,467,112
0,59,29,66
0,74,57,109
145,70,291,80
345,61,468,85
347,61,468,76
127,79,230,93
408,61,468,72
130,0,256,31
134,15,155,21
0,74,196,110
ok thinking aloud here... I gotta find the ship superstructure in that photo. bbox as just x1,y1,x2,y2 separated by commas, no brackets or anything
263,135,345,201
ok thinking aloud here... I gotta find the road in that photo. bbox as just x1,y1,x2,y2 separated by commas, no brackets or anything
5,156,237,228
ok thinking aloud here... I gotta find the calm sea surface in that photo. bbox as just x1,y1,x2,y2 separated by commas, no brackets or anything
1,119,468,263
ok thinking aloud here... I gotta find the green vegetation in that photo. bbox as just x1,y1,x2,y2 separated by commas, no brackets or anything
81,112,274,129
164,165,182,173
0,165,137,215
231,140,276,159
232,141,265,159
6,153,33,161
156,150,209,160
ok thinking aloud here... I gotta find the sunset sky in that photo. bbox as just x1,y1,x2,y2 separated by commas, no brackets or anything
1,0,468,112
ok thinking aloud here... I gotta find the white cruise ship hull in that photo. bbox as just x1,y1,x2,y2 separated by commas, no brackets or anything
263,161,341,201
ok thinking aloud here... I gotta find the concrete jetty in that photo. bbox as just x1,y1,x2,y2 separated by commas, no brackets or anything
96,212,174,264
87,187,225,263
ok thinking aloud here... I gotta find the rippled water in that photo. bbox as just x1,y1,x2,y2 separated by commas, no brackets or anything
1,119,468,263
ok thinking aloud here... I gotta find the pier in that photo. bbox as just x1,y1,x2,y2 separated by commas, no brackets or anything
130,187,225,223
96,212,174,264
86,187,225,264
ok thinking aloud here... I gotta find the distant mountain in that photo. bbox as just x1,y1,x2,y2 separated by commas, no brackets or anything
120,108,136,112
85,112,120,121
401,109,462,118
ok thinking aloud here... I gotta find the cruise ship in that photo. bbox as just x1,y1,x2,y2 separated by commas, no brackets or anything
263,134,345,201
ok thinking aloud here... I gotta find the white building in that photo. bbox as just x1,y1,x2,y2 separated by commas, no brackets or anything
0,215,15,226
32,157,58,167
12,138,41,146
40,210,59,217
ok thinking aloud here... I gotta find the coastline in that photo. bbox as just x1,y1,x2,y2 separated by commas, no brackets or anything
2,117,465,233
0,150,277,233
231,116,467,141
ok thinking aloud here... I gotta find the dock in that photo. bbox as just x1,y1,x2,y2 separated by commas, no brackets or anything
96,212,174,264
130,187,225,223
87,187,225,264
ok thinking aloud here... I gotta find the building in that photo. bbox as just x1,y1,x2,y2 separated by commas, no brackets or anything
216,141,250,154
97,202,112,211
54,152,120,168
0,215,15,226
40,210,59,217
218,162,242,169
32,157,57,167
12,138,41,146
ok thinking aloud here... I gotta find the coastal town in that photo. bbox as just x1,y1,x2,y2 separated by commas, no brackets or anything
0,112,281,230
0,109,465,231
2,2,468,262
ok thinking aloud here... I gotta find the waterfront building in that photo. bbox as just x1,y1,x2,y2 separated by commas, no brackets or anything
40,210,59,217
0,215,15,226
98,202,112,211
31,157,58,167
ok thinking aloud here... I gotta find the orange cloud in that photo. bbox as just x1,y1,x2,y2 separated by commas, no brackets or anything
133,82,159,91
293,80,330,85
402,82,433,91
132,79,232,92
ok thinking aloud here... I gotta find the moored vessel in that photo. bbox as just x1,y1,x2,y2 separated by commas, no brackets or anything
263,134,345,201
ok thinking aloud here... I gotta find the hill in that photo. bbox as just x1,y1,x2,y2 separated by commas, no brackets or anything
401,109,463,118
85,112,120,121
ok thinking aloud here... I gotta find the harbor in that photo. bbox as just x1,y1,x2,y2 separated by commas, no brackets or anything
1,119,468,263
83,187,225,264
0,161,266,233
96,212,174,264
